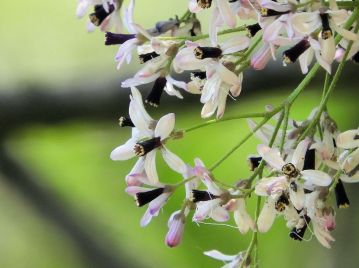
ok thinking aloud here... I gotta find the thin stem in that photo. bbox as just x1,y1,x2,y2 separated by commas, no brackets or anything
179,10,190,22
235,34,262,66
280,104,290,154
159,25,247,41
209,114,275,172
241,195,262,268
184,112,267,133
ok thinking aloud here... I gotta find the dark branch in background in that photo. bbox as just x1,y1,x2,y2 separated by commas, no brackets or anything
0,144,139,268
3,64,358,136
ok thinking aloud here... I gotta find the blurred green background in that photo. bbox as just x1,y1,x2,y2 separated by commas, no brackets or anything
1,1,359,268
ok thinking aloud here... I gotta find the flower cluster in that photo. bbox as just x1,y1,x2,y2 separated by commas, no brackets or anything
77,0,359,267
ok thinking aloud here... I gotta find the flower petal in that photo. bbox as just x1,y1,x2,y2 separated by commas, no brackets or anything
110,139,136,160
336,129,359,149
301,170,332,186
257,198,276,233
210,206,230,222
203,250,237,261
216,0,236,28
155,113,175,140
161,147,187,174
257,144,285,170
292,138,310,171
144,151,159,184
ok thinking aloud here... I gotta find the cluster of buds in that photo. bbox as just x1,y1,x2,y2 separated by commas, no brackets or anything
77,0,359,266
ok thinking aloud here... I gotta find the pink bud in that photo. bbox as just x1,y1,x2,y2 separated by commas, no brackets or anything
165,212,185,248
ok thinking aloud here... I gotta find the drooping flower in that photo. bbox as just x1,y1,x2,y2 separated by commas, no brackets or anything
110,87,186,183
165,210,187,247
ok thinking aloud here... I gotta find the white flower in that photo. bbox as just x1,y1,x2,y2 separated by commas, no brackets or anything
110,87,186,183
200,62,243,119
258,139,332,187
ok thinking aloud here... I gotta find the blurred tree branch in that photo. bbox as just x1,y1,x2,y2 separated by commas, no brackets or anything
1,65,357,136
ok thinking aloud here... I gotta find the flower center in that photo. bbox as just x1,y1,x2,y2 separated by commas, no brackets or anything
335,179,350,209
191,71,207,80
105,32,136,45
135,187,164,207
119,116,135,127
139,51,160,64
282,163,299,178
89,4,115,26
260,8,290,17
247,156,262,171
275,193,289,212
194,46,222,59
197,0,212,8
134,137,162,156
145,77,167,107
191,190,219,202
283,39,310,64
246,23,262,37
320,13,333,39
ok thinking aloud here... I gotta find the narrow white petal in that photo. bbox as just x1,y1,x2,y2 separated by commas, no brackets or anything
144,151,159,184
110,139,136,160
140,209,153,227
155,113,175,140
221,36,250,54
129,100,152,135
292,138,310,170
257,144,285,170
340,148,359,174
216,63,239,85
216,0,236,28
336,129,359,149
161,147,187,174
234,199,255,234
257,199,276,233
203,250,237,261
340,174,359,183
201,101,217,119
211,206,230,222
289,182,305,210
301,170,332,186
